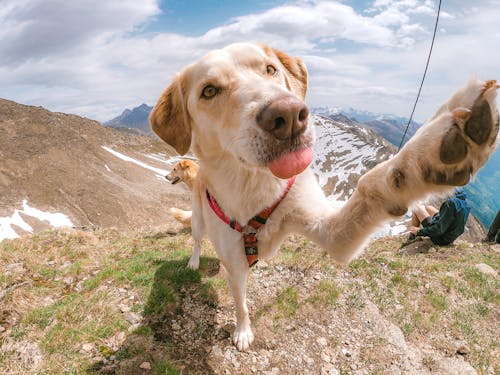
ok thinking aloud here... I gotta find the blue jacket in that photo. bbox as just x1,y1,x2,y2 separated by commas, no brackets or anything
417,190,471,245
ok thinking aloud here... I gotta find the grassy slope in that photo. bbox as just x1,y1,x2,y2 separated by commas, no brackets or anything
0,229,498,374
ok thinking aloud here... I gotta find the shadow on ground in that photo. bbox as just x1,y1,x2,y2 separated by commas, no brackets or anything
87,255,223,374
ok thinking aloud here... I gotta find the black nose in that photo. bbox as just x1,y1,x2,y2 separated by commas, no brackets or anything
256,95,309,140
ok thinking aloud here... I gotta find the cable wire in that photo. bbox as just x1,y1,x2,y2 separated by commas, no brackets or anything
398,0,442,151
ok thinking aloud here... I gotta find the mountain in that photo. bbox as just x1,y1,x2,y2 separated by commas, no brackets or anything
312,106,499,228
311,106,421,148
104,103,153,134
0,101,485,242
310,115,484,242
0,99,189,240
311,115,395,200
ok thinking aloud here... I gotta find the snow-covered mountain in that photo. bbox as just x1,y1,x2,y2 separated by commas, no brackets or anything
0,101,485,242
311,115,395,200
311,106,421,147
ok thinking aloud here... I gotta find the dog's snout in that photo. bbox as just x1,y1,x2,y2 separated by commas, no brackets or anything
257,96,309,140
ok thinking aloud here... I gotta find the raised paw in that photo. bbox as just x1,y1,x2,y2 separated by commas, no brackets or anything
233,324,254,351
402,78,498,188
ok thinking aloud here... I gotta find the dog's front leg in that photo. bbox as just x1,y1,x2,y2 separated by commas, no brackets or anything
211,231,254,351
310,79,498,264
226,260,253,351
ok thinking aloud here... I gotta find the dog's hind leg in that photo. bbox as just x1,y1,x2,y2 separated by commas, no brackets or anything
188,193,204,270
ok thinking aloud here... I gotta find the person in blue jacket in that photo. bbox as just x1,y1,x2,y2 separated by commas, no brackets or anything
408,188,471,246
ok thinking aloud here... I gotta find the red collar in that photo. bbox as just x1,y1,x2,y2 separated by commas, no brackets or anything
206,176,296,267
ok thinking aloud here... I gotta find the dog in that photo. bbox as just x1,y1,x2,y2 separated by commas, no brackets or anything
166,159,199,190
150,42,499,350
165,159,202,269
166,159,199,226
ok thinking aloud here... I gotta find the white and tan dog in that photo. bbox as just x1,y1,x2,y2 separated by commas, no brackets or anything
150,43,499,350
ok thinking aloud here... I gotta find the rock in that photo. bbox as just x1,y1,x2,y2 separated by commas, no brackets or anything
434,357,477,374
317,337,328,347
475,263,497,277
211,345,223,357
119,304,131,313
128,323,141,333
0,325,5,333
5,263,25,273
342,348,352,357
81,343,94,352
457,343,471,355
321,351,331,363
232,358,240,369
171,322,181,331
123,311,141,325
321,365,340,375
264,368,279,375
304,356,314,365
399,238,432,255
139,361,151,370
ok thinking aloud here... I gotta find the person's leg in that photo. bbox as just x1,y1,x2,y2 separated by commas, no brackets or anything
411,209,421,227
486,210,500,242
425,205,439,217
413,204,436,225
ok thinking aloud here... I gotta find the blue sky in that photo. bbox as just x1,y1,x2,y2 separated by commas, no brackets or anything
0,0,499,122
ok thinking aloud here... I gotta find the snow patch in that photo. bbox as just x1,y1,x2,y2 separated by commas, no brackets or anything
1,200,74,242
102,146,167,175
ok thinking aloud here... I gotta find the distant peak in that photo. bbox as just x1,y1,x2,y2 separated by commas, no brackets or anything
135,103,152,111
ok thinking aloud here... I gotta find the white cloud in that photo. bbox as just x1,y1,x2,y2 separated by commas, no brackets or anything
0,0,498,123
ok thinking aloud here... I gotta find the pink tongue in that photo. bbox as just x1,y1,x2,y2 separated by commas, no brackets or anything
268,147,313,179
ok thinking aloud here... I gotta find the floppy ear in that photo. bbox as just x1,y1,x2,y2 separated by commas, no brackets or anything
150,74,191,155
270,47,308,100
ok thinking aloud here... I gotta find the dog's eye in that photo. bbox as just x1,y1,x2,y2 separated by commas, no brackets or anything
201,85,218,99
173,168,177,171
266,65,277,76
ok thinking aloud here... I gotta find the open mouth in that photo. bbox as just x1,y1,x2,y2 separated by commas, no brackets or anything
170,177,181,185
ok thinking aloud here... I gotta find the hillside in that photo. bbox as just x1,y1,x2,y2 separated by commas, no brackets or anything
0,99,190,239
0,102,485,243
1,229,498,374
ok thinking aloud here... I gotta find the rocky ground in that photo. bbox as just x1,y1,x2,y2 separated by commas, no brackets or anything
0,228,498,374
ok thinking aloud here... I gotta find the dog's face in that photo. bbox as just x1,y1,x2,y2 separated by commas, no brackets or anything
166,160,197,185
151,43,314,179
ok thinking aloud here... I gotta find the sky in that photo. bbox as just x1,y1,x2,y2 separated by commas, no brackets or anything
1,0,499,123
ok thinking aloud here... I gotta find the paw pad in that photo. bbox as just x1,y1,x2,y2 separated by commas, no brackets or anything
464,96,493,145
440,126,468,164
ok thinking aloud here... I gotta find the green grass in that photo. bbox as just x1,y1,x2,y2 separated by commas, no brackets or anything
426,290,448,311
276,286,299,318
308,280,341,306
